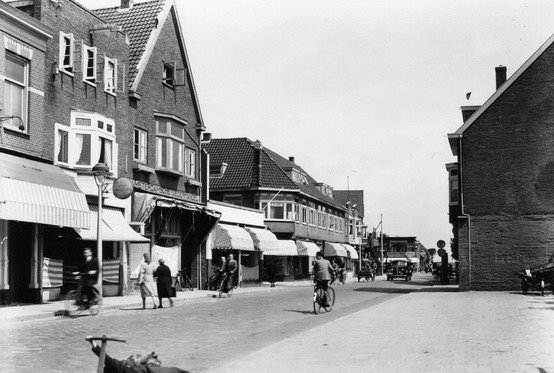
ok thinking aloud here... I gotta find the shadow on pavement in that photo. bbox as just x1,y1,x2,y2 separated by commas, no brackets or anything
283,309,317,315
353,287,412,294
415,286,459,293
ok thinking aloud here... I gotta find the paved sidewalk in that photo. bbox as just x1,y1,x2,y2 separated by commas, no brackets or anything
0,282,285,324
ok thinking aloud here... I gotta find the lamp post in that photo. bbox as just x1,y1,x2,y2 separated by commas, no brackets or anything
92,163,109,297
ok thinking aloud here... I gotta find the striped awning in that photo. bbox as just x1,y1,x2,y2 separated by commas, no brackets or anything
263,240,299,256
324,242,348,257
244,226,279,252
212,224,255,251
342,244,359,259
0,153,90,228
296,240,320,256
75,205,149,242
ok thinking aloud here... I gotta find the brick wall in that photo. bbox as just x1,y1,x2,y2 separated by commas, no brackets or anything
457,42,554,290
37,0,132,177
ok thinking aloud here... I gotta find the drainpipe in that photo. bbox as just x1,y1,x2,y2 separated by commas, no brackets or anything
458,135,471,291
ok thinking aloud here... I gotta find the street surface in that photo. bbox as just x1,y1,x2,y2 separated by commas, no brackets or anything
1,277,424,373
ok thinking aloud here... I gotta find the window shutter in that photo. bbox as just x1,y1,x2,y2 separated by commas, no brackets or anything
73,40,82,73
116,62,126,93
175,65,187,86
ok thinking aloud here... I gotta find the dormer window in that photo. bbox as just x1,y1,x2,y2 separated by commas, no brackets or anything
210,162,228,177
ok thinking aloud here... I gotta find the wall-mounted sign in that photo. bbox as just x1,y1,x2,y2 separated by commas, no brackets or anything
113,177,134,199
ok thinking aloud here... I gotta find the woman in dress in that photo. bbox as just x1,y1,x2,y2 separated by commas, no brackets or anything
139,253,157,309
154,258,173,308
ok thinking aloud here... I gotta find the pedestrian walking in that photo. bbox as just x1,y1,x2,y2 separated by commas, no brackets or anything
139,253,157,309
226,253,238,291
267,259,278,287
154,258,173,308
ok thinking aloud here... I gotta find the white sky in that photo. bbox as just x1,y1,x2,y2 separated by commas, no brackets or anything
81,0,554,250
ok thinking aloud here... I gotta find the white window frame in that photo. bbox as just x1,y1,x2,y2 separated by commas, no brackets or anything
163,62,175,88
185,148,196,178
104,56,117,95
155,120,184,173
82,44,97,85
59,31,74,75
134,128,148,163
3,52,28,132
54,111,118,175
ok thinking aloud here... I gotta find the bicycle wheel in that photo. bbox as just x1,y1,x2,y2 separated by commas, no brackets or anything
185,276,194,291
174,277,184,292
64,290,79,316
313,288,323,315
323,287,335,312
218,279,226,298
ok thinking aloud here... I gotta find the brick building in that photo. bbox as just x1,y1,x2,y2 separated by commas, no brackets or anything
0,1,58,304
204,137,353,281
0,0,218,304
94,0,219,288
447,35,554,290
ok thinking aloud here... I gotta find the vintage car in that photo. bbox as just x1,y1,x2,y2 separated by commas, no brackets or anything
385,259,414,281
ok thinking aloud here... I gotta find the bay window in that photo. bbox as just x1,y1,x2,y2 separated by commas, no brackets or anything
156,120,184,173
55,111,118,174
259,200,297,220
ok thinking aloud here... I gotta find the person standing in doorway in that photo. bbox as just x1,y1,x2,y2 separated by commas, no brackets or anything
139,253,157,309
154,258,173,308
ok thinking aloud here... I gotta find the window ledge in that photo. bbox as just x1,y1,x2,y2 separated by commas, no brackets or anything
155,167,182,177
185,178,202,187
133,162,154,174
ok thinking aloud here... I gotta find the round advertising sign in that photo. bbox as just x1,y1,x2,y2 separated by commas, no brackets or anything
437,248,446,257
113,177,134,199
437,240,446,249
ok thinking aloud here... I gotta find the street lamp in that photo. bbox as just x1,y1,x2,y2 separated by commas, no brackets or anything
92,162,109,297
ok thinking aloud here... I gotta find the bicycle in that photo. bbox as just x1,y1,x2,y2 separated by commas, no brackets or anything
174,269,194,291
313,280,335,315
206,268,223,291
65,273,102,317
218,273,237,298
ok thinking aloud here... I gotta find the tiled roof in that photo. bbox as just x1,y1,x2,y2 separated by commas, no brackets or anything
204,138,297,190
204,138,345,210
334,190,364,217
93,0,165,87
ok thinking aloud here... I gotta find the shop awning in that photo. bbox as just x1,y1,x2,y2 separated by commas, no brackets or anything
263,240,299,256
296,241,320,256
212,224,255,251
0,153,90,228
324,242,348,257
244,226,279,252
75,205,149,242
342,244,359,259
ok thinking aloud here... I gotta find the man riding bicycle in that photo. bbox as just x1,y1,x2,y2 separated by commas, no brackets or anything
72,247,101,309
225,254,238,292
312,251,334,307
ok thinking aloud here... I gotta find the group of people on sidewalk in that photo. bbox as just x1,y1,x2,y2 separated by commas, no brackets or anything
212,254,238,292
138,253,175,310
73,249,176,312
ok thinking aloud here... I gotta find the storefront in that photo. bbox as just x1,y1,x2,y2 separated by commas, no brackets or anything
262,240,300,281
131,191,220,288
0,153,91,304
296,240,321,279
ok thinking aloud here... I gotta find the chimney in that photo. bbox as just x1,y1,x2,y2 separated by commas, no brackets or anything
121,0,134,9
495,66,507,89
201,132,212,143
289,156,295,163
